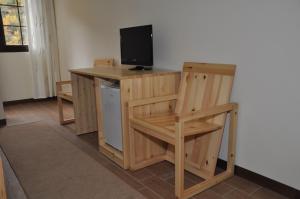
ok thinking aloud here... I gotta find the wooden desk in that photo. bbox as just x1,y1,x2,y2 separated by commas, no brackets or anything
70,66,180,169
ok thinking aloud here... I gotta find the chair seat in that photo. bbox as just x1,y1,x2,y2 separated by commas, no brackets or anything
131,113,222,145
58,91,73,102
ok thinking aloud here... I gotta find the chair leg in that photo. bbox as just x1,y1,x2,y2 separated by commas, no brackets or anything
178,107,239,199
57,97,75,125
227,105,238,173
128,106,137,170
57,96,65,125
175,122,185,198
129,127,137,169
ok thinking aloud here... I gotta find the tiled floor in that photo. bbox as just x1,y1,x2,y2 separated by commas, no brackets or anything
1,100,289,199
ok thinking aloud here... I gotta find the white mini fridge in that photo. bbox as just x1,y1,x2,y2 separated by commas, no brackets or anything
100,82,123,151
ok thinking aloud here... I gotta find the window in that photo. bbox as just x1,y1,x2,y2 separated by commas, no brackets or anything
0,0,28,52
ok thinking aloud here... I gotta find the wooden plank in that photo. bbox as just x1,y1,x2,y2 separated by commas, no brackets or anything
227,106,238,173
128,104,136,169
70,67,180,80
165,152,211,180
120,79,133,169
56,80,72,85
176,122,221,137
60,118,75,125
59,92,73,101
56,80,74,125
199,75,234,176
94,78,105,145
99,145,124,168
131,119,175,145
183,171,233,199
0,158,7,199
128,94,177,107
175,72,188,114
130,155,166,171
176,103,237,122
183,62,236,76
142,114,222,137
56,82,65,125
175,122,185,198
71,73,98,135
94,58,114,67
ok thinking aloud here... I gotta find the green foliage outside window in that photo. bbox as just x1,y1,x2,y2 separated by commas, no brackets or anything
0,0,28,49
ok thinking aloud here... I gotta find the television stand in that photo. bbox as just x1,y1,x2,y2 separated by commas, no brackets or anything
129,66,152,71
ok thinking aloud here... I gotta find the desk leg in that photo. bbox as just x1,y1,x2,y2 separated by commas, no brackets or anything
71,73,98,135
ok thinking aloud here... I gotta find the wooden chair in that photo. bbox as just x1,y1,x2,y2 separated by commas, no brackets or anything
56,58,114,125
94,59,114,68
128,62,238,199
0,158,7,199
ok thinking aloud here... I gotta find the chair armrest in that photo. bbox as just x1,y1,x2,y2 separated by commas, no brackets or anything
176,103,238,122
56,81,72,95
56,80,72,86
128,94,177,107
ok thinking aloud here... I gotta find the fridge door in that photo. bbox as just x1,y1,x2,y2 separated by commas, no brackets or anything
101,84,123,151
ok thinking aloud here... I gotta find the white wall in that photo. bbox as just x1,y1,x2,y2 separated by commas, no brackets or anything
55,0,116,80
0,53,33,101
54,0,300,189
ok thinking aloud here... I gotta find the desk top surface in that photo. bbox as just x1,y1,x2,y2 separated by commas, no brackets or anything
70,66,180,80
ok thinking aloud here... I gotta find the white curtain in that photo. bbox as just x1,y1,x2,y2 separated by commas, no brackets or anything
26,0,61,98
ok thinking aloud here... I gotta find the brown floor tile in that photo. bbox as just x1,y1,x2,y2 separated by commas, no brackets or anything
127,168,155,181
139,187,163,199
185,171,204,184
105,164,144,190
225,176,261,195
142,176,175,199
146,161,175,180
193,190,223,199
165,175,196,189
251,188,288,199
210,182,235,196
164,170,204,189
78,132,98,149
223,189,250,199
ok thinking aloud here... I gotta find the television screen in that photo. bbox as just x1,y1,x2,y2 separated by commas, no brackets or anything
120,25,153,67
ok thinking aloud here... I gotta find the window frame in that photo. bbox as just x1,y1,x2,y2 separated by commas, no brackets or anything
0,1,28,52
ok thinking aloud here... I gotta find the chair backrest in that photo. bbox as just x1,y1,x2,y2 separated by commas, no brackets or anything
93,58,114,68
175,62,236,115
175,62,236,177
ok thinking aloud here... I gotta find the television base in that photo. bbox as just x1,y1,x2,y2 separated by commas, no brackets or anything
129,66,152,71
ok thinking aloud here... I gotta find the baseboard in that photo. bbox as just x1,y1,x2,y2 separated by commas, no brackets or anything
217,159,300,199
3,97,57,106
0,119,6,127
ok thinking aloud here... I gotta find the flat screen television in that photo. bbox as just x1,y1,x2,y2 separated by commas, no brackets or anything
120,25,153,70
